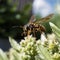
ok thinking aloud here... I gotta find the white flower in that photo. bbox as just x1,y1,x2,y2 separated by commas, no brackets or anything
47,33,56,40
36,40,41,45
40,32,47,45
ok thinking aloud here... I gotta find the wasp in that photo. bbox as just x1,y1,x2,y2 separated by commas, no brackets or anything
13,14,54,38
21,14,54,37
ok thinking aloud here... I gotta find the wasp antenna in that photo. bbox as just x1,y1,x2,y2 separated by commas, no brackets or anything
20,26,24,28
12,26,23,28
12,26,19,28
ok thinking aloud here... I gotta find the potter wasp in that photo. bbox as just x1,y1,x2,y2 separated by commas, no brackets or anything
21,14,54,37
13,14,54,37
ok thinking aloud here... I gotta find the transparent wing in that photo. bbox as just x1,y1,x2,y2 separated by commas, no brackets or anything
34,14,54,24
28,15,36,24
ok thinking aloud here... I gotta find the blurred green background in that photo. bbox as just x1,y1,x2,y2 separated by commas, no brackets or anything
0,0,32,39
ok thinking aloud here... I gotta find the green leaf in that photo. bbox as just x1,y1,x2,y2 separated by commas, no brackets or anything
9,37,21,51
49,22,60,41
35,54,43,60
11,50,20,60
0,49,8,60
38,45,53,60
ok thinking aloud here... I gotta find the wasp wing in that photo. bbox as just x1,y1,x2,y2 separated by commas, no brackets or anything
34,14,54,24
28,15,36,24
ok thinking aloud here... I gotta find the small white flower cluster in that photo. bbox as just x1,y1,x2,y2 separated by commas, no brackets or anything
8,35,41,60
6,33,60,60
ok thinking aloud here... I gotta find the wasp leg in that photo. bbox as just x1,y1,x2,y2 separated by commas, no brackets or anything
21,31,27,36
32,28,36,37
27,30,31,35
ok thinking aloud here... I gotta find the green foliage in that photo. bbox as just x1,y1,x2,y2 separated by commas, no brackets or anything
0,49,8,60
37,45,53,60
49,22,60,41
51,14,60,28
9,37,21,51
